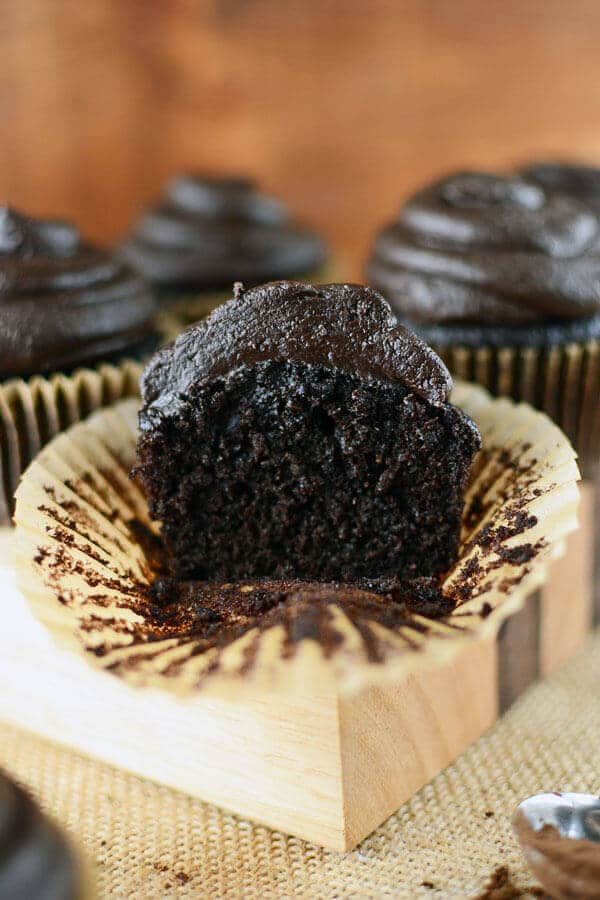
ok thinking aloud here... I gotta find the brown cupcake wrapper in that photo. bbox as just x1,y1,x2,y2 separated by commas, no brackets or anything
435,338,600,479
14,383,580,698
0,361,142,526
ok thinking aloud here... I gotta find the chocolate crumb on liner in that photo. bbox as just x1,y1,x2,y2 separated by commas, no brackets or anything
14,384,579,697
0,361,142,526
430,337,600,480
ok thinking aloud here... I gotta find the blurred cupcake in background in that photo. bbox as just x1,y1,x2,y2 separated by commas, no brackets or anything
0,205,159,524
366,170,600,477
118,174,329,325
0,206,158,380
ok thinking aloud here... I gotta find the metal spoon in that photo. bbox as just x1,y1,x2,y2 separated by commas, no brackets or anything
513,792,600,899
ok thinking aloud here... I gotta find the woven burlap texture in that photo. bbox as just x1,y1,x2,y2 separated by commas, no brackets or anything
1,633,598,899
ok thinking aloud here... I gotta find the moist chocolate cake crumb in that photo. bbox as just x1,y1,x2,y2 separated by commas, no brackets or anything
462,557,483,579
497,545,535,565
142,575,449,662
34,546,50,565
355,576,456,617
476,866,545,899
462,447,538,533
136,281,480,584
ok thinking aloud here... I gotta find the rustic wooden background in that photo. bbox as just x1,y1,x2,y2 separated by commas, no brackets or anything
3,0,600,278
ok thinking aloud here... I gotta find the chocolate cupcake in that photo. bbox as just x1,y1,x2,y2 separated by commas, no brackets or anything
0,771,85,899
0,206,158,379
119,174,328,323
135,281,480,583
0,206,157,524
367,171,600,476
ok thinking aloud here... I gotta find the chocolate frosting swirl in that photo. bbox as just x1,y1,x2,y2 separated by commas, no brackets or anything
0,772,80,899
522,160,600,213
367,171,600,324
119,175,327,290
0,206,158,378
141,281,452,424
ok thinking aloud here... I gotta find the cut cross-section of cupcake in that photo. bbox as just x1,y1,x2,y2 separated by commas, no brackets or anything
135,281,481,582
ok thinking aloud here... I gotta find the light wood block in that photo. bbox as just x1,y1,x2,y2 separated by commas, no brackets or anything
0,507,595,852
539,478,596,676
339,635,498,848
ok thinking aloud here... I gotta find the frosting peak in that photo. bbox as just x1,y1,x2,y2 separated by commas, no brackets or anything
141,281,453,420
367,170,600,324
119,174,327,291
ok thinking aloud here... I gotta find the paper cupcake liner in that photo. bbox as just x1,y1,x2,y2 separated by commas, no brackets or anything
435,338,600,479
13,384,580,698
0,361,142,526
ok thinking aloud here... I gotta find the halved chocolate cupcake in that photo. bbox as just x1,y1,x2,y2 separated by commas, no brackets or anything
118,175,328,324
135,281,480,583
366,171,600,476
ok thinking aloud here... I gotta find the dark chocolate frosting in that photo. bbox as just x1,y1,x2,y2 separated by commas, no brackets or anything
0,206,158,378
141,281,452,423
522,160,600,213
119,174,327,290
367,171,600,324
0,772,80,899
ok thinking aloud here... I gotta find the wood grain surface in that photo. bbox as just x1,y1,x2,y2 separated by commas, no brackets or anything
0,518,592,850
2,1,600,276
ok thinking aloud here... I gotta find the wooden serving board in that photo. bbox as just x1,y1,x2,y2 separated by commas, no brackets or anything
0,482,595,851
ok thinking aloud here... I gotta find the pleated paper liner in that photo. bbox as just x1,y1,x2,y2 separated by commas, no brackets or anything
13,383,579,699
0,362,143,526
435,338,600,479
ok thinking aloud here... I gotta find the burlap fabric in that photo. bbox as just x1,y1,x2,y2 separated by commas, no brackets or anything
1,633,598,899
